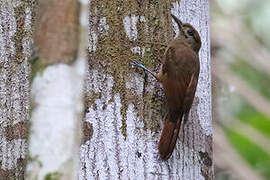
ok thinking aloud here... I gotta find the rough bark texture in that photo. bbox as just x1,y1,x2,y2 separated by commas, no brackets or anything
80,0,212,179
0,0,36,179
34,0,80,64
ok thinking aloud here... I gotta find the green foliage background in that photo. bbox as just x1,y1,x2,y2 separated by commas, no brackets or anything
212,0,270,179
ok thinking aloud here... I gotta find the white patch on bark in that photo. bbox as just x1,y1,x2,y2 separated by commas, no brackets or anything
171,0,212,135
130,46,145,56
89,16,109,52
123,15,146,56
139,16,146,23
123,15,139,41
22,36,33,57
27,62,84,179
89,29,97,52
24,7,32,31
98,17,109,34
126,72,144,96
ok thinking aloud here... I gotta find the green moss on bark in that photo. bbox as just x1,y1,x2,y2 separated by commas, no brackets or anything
44,172,62,180
87,0,176,137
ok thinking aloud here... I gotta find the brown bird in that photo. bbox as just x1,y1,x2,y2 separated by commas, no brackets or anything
131,14,201,160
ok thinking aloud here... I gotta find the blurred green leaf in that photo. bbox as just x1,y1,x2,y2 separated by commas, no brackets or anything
234,98,270,138
231,59,270,100
225,128,270,178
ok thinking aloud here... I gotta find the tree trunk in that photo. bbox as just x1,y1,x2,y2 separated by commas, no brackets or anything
34,0,80,65
0,1,36,179
26,0,83,179
80,0,212,179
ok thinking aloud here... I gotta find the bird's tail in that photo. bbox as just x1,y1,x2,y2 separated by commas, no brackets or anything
158,116,182,160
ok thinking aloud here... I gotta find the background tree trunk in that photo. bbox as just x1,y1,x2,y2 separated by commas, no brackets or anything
80,0,212,179
0,1,36,179
26,0,84,179
34,0,80,65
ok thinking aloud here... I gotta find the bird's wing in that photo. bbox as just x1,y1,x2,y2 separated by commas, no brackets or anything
158,45,199,160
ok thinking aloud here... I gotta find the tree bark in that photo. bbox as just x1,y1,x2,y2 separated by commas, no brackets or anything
0,1,36,179
80,0,212,179
34,0,80,65
26,0,83,179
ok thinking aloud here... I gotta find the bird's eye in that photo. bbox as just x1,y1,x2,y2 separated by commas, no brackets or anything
187,29,194,36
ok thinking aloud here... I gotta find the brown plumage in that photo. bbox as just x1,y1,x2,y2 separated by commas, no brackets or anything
131,14,201,160
157,14,201,160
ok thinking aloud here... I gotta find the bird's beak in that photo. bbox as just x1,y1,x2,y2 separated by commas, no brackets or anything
171,14,183,31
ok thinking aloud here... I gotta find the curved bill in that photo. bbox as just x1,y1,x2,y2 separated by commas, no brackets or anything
171,14,183,31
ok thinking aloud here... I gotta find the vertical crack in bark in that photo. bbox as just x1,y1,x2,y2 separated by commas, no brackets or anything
82,121,93,144
112,95,121,179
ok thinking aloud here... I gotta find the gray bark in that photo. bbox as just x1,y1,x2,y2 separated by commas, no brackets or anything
80,0,212,179
0,0,36,179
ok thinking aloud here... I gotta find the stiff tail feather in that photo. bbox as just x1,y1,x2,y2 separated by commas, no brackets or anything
158,116,182,160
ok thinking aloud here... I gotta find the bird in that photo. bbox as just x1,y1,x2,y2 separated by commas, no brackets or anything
131,14,201,160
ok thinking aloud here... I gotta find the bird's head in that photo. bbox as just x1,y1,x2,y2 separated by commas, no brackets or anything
171,14,201,53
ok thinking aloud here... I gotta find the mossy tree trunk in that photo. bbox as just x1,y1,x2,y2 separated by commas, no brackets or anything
80,0,212,179
0,1,36,179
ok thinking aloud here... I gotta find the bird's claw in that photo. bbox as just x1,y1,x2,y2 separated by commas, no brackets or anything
130,60,142,68
130,60,158,80
131,61,149,71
